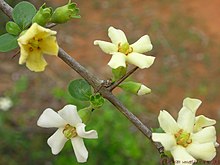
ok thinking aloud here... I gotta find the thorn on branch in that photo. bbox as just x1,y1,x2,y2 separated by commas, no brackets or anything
11,50,20,59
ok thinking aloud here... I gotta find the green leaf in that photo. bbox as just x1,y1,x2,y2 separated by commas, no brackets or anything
68,79,92,101
6,21,21,36
0,33,18,52
12,1,37,30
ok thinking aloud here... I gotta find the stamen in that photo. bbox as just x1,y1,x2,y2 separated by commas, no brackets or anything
174,129,192,147
29,47,33,52
63,124,77,139
118,42,133,55
28,37,43,50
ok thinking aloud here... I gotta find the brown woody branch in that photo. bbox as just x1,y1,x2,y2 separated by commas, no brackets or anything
0,0,12,19
0,0,164,155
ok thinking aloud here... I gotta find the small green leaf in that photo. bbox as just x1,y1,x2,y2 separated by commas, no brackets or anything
6,21,21,36
68,79,92,101
12,1,37,30
0,33,18,52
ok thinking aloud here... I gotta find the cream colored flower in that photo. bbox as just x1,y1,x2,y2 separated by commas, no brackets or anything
37,105,98,163
152,98,218,165
17,23,59,72
194,115,216,132
94,26,155,69
0,97,13,111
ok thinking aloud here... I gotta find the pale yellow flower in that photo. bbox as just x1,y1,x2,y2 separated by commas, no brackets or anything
17,23,59,72
94,26,155,69
152,98,218,165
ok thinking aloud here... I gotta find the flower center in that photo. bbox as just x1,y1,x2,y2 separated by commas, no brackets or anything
118,42,133,55
174,129,192,147
63,124,77,139
28,37,43,51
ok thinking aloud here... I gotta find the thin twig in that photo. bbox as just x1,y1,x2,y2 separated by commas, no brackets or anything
0,0,164,155
108,66,138,91
0,0,13,19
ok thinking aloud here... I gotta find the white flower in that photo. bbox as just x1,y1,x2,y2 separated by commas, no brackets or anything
152,97,218,165
94,26,155,69
0,97,13,111
37,104,98,163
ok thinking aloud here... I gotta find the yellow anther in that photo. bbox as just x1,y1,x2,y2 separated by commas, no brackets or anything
174,129,192,147
63,124,77,139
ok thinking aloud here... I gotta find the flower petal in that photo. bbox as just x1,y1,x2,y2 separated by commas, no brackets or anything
18,23,56,44
34,23,57,38
194,115,216,132
18,43,29,64
25,50,47,72
71,137,88,163
58,104,82,126
183,97,202,113
152,133,176,150
137,85,151,95
47,128,68,155
126,52,155,69
76,123,98,139
94,40,117,54
108,52,126,69
191,126,216,143
130,35,153,53
40,36,59,55
37,108,66,128
171,146,196,165
177,97,201,132
158,110,179,134
187,142,216,161
17,23,39,44
177,107,195,133
108,26,127,45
